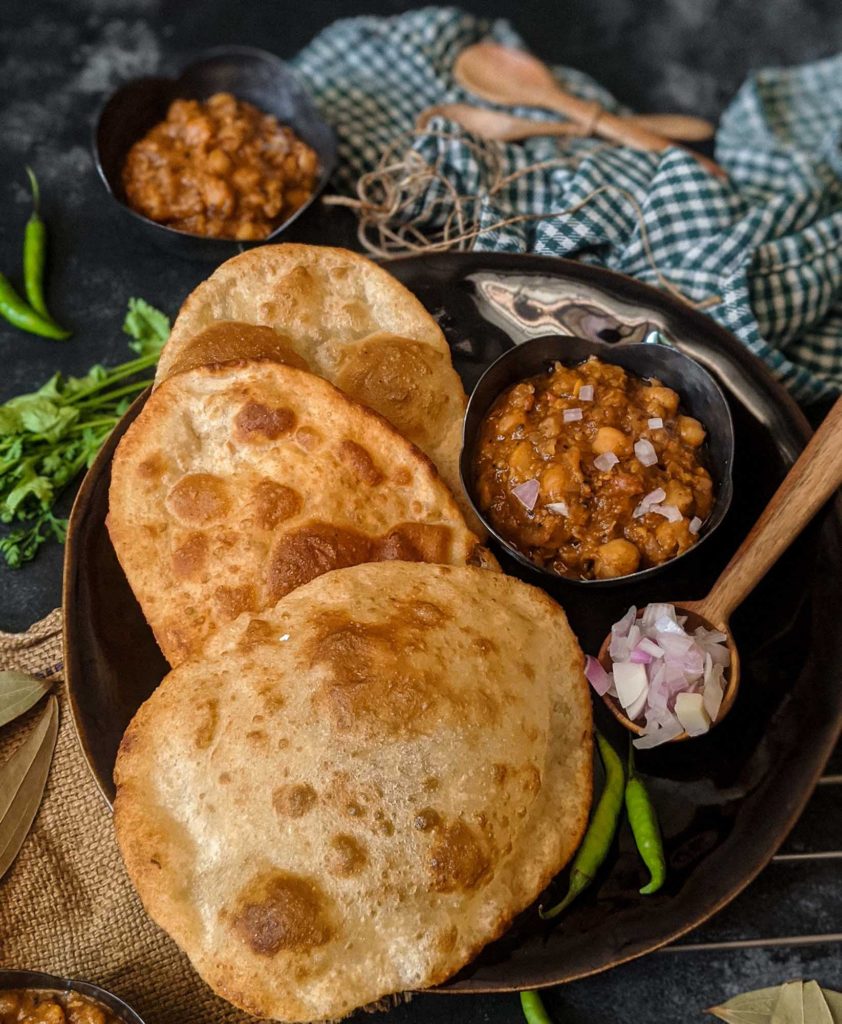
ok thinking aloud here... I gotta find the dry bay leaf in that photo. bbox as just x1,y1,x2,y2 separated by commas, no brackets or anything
0,670,52,729
803,982,834,1024
707,986,782,1023
708,984,842,1024
823,989,842,1024
0,695,58,882
771,981,803,1024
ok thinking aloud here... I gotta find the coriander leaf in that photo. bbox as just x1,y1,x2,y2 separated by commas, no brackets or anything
34,373,64,401
0,408,22,436
17,401,78,440
0,511,66,567
4,466,54,515
123,298,170,357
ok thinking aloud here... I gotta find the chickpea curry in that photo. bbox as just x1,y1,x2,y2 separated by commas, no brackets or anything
0,989,119,1024
122,92,319,240
473,356,713,580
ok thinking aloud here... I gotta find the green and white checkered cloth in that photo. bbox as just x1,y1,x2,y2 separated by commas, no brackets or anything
293,7,842,403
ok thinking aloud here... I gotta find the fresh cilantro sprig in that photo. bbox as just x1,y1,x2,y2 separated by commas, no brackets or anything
0,299,170,567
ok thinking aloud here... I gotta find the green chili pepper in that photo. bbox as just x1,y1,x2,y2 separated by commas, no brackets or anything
21,167,69,337
625,742,666,895
23,167,51,320
0,273,69,340
539,730,625,920
520,991,554,1024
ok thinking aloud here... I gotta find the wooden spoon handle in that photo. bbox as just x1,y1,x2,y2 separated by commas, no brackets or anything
633,113,715,142
537,89,728,179
699,397,842,625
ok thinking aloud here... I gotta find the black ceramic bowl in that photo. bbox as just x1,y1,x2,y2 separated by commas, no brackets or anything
460,334,735,587
0,970,144,1023
93,46,336,261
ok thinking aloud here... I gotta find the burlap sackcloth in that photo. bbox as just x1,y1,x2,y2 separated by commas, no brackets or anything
0,609,253,1023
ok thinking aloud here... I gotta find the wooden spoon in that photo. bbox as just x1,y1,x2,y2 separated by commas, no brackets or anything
417,103,715,143
599,396,842,742
454,43,727,179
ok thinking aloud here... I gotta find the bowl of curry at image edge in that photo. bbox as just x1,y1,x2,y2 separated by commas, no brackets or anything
0,970,145,1024
459,334,735,587
93,45,336,261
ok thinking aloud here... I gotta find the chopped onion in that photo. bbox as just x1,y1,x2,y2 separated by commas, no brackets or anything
586,601,730,749
650,503,682,523
633,487,666,519
511,478,540,511
578,384,594,401
689,516,703,535
638,637,664,658
675,692,711,736
634,719,683,749
584,655,612,696
613,662,648,713
634,438,658,467
546,500,569,516
648,417,664,429
593,451,619,472
563,407,583,423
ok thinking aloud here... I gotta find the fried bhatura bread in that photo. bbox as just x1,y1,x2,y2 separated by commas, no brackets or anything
160,320,470,527
157,244,450,382
113,562,593,1023
154,244,474,522
107,360,485,666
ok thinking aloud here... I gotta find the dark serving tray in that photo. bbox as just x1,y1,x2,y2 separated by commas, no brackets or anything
63,253,842,995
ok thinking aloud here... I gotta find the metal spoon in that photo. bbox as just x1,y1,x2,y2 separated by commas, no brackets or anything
417,102,715,143
598,396,842,742
454,42,727,179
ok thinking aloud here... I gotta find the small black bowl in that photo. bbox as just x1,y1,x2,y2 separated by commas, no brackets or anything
0,970,144,1023
460,334,735,587
93,45,337,261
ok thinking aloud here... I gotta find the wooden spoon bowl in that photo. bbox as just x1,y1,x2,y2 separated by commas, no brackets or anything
598,396,842,743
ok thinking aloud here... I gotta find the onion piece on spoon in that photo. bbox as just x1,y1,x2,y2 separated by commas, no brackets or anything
587,601,730,748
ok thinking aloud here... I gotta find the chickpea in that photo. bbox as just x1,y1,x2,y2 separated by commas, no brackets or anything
642,385,680,416
592,426,632,456
537,412,565,439
655,518,693,557
206,147,232,175
503,383,535,413
663,479,694,513
296,145,318,176
285,187,310,210
201,177,234,216
541,463,571,499
509,440,535,475
183,115,214,147
496,408,526,435
678,415,706,446
594,538,641,579
29,1004,66,1024
68,998,106,1024
234,221,264,241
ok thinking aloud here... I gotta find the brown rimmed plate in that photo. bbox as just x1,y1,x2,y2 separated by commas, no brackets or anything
63,253,842,995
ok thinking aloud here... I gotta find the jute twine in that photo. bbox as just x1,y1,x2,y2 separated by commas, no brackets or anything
323,127,720,311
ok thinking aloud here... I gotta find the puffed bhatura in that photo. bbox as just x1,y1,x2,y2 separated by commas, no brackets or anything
107,360,485,666
113,562,593,1023
154,245,470,517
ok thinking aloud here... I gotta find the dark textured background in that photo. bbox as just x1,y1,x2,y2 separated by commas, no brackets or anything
0,1,840,1021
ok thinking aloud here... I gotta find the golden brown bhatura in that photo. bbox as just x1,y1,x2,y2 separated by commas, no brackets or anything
113,562,593,1023
107,359,486,666
155,244,472,522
